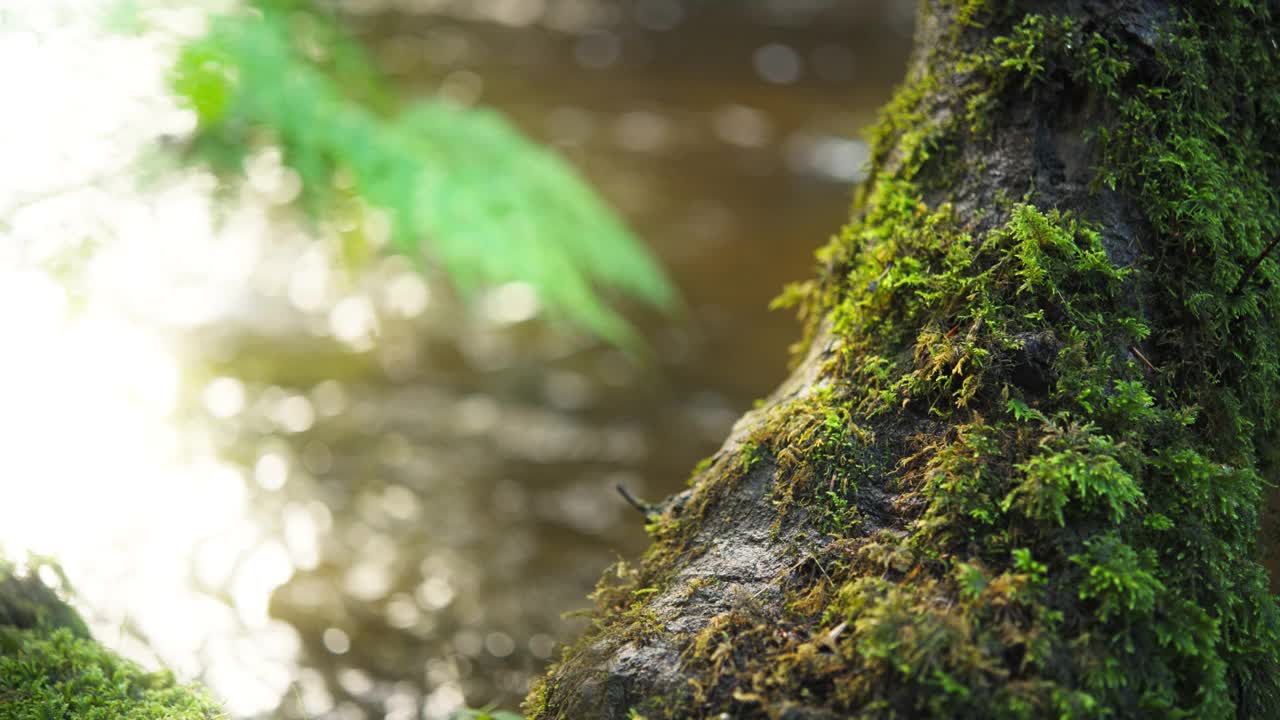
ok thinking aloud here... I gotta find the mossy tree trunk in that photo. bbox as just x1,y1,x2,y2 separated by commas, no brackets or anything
528,1,1280,718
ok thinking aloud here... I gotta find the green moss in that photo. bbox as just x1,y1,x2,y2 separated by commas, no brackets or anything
686,455,715,487
0,562,223,720
1002,419,1143,527
782,191,1274,714
521,676,550,718
737,441,762,475
619,603,666,643
751,393,874,514
0,628,224,720
817,490,858,537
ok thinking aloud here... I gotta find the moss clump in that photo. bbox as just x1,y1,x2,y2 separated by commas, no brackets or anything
0,628,225,720
0,561,224,720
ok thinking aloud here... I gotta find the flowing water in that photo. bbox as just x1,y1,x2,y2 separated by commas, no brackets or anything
0,1,913,717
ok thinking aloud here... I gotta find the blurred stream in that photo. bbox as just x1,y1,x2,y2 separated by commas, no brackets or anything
0,1,913,717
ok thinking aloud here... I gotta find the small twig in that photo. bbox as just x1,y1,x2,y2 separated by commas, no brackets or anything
291,683,313,720
1130,346,1157,373
615,483,651,515
823,620,849,650
805,551,834,586
1233,233,1280,295
866,261,894,293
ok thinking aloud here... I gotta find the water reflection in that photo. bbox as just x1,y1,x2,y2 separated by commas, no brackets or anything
1,1,912,717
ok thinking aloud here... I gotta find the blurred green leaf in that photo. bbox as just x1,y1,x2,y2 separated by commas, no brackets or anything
171,43,235,127
170,0,677,348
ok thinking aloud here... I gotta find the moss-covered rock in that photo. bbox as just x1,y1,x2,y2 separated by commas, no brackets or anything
529,1,1280,718
0,560,225,719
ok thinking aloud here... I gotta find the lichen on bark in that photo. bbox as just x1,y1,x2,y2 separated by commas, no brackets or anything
527,1,1280,718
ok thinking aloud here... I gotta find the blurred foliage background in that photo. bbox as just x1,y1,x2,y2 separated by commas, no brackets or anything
0,0,914,717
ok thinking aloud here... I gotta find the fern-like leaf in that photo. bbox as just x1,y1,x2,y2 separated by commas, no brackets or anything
170,0,676,347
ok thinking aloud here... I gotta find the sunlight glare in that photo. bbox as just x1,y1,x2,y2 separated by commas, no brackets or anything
0,2,299,715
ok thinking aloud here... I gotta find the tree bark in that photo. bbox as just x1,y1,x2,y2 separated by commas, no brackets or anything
529,1,1280,717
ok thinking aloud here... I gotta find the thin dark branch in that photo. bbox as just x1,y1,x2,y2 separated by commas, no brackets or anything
615,483,651,515
1232,233,1280,295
